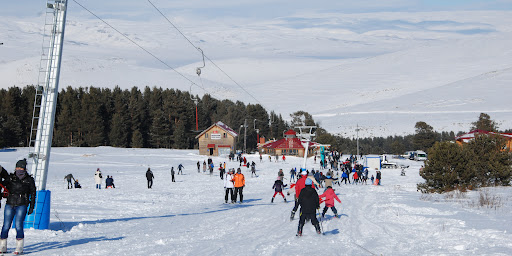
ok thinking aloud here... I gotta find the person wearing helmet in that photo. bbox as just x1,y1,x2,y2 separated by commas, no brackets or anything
224,169,235,203
233,168,245,203
296,178,321,236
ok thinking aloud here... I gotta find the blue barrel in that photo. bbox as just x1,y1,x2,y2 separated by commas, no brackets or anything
23,190,51,229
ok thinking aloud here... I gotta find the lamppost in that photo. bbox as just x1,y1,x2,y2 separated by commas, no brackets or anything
356,124,360,157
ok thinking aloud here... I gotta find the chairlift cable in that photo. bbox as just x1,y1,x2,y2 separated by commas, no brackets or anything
147,0,263,106
71,0,215,97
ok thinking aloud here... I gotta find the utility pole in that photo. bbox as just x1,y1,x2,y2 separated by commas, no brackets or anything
356,124,360,157
244,119,247,153
254,119,259,145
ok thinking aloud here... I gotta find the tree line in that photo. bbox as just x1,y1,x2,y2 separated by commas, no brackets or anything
0,86,508,158
0,85,288,149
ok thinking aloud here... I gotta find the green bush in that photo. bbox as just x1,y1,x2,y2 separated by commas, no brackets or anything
418,134,511,193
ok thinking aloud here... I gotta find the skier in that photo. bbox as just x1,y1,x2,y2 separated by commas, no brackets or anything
171,167,175,182
197,161,200,173
64,173,75,189
278,169,284,181
290,168,296,182
251,165,257,177
94,168,103,189
105,175,115,188
296,178,321,236
224,169,235,203
323,172,338,189
220,166,225,180
177,164,184,175
146,168,154,189
259,154,262,162
233,168,245,203
282,155,286,162
319,186,341,218
0,159,36,255
353,171,359,185
370,174,375,185
202,161,207,173
271,176,287,203
290,170,308,220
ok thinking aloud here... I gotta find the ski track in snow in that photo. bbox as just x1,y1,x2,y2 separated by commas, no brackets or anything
0,147,511,255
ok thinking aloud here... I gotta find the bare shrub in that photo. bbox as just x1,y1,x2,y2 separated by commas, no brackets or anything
477,189,502,208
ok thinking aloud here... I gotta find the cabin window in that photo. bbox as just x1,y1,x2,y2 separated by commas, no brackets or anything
205,133,208,138
223,133,227,138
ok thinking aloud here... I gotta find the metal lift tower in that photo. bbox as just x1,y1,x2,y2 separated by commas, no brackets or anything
26,0,68,229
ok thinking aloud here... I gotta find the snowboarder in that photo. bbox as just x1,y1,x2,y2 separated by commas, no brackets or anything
271,176,287,203
177,164,184,175
224,169,235,203
64,173,75,189
105,175,115,188
0,159,36,255
233,168,245,203
94,168,103,189
296,178,321,236
171,167,175,182
146,168,154,189
319,186,341,218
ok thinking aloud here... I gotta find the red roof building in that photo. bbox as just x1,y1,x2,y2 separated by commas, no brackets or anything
455,129,512,152
259,129,316,157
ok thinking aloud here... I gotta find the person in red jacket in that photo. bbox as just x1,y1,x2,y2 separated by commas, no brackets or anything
319,186,341,218
290,170,308,220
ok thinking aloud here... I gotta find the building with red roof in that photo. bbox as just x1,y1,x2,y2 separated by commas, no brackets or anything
259,129,317,157
455,130,512,152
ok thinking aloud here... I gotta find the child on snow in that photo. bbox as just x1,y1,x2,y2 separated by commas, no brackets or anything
297,178,321,236
271,176,287,203
319,186,341,218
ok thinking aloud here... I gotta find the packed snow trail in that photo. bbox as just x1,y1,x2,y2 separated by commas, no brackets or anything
0,147,510,255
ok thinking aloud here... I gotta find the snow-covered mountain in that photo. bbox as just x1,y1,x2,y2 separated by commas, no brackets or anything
1,1,511,137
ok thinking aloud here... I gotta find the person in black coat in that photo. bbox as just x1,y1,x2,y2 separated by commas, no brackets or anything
146,168,154,189
297,178,321,236
0,159,36,254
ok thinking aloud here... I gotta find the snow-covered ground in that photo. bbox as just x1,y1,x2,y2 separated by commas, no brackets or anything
0,147,510,255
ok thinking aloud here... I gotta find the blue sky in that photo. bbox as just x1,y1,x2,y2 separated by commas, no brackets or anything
3,0,512,19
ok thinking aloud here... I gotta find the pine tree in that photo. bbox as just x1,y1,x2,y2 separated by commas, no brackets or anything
471,113,498,132
413,121,436,151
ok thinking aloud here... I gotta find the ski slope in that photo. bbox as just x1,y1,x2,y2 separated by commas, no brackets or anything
0,147,510,255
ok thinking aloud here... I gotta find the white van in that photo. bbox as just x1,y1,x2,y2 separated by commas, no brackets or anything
413,150,427,161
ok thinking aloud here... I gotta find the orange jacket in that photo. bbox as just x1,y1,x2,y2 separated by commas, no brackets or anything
233,173,245,187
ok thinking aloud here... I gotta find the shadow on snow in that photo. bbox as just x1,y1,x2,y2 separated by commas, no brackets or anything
50,198,263,232
25,236,124,253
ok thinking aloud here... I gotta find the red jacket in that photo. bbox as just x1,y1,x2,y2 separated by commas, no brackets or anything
294,176,307,199
319,188,341,207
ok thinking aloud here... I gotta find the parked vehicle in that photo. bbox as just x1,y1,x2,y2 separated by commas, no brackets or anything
413,150,427,161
